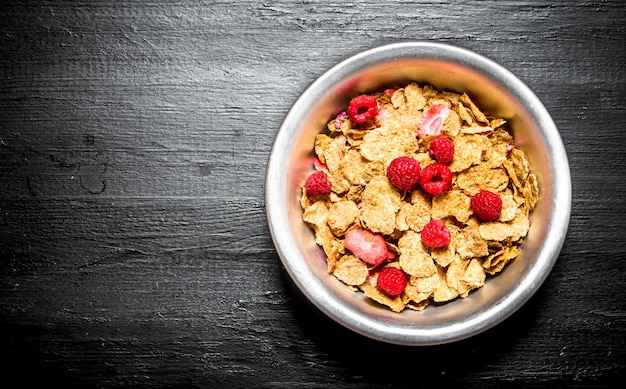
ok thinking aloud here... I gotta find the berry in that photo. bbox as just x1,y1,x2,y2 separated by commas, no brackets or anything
304,170,331,196
418,104,450,138
312,157,327,171
419,163,453,195
471,190,502,221
344,229,388,266
429,137,455,165
421,219,451,248
334,111,348,129
347,95,378,124
387,156,421,191
376,267,408,296
375,104,387,127
385,250,397,261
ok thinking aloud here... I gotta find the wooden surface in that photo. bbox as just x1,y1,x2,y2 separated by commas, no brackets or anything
1,0,625,387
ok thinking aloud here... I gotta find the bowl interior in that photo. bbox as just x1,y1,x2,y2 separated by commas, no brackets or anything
266,43,570,345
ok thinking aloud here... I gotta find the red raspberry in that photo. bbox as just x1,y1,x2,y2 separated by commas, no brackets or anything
344,229,389,266
376,267,407,296
347,95,378,124
419,163,453,195
421,219,451,248
429,137,455,165
471,190,502,221
418,104,450,138
387,156,421,191
304,170,331,196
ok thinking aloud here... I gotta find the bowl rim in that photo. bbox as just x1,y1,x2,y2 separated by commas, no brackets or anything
265,41,571,345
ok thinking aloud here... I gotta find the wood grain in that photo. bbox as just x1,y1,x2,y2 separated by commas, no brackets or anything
1,0,625,386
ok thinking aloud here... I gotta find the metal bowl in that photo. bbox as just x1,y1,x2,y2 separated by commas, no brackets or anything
265,42,571,345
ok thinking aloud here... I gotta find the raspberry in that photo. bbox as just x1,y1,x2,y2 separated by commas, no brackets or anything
471,190,502,221
421,219,451,248
418,104,450,138
376,267,407,296
429,137,455,165
419,163,453,195
344,229,388,266
347,95,378,124
387,156,421,191
304,170,331,196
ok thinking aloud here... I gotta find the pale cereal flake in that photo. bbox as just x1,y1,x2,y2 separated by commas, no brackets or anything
391,88,408,109
405,299,431,311
421,84,438,100
441,91,462,106
302,200,328,227
503,148,530,193
360,281,406,313
403,283,431,305
456,224,489,259
333,255,369,286
462,124,494,135
499,190,518,222
522,173,539,212
314,134,332,165
360,176,402,235
431,226,458,268
410,271,440,295
449,134,489,173
324,238,344,273
456,164,509,196
458,103,474,125
478,212,530,242
460,93,489,124
447,257,486,298
402,190,433,232
433,265,459,302
484,129,512,168
360,118,418,164
398,231,437,277
483,246,519,275
460,259,486,297
327,170,351,196
490,118,507,129
446,256,469,295
395,202,413,232
442,109,463,138
404,82,426,111
323,135,346,172
327,200,359,237
431,190,472,223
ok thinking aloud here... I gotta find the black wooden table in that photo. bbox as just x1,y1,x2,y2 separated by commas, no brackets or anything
1,1,625,387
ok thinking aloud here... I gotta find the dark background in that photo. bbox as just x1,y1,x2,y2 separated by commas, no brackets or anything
1,0,625,387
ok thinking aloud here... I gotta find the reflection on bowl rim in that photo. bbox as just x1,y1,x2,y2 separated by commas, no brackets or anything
265,42,571,345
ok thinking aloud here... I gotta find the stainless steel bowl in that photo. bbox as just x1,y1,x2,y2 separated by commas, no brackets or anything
265,42,571,345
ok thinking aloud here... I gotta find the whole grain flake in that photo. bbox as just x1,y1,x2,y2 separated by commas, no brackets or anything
300,82,539,313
